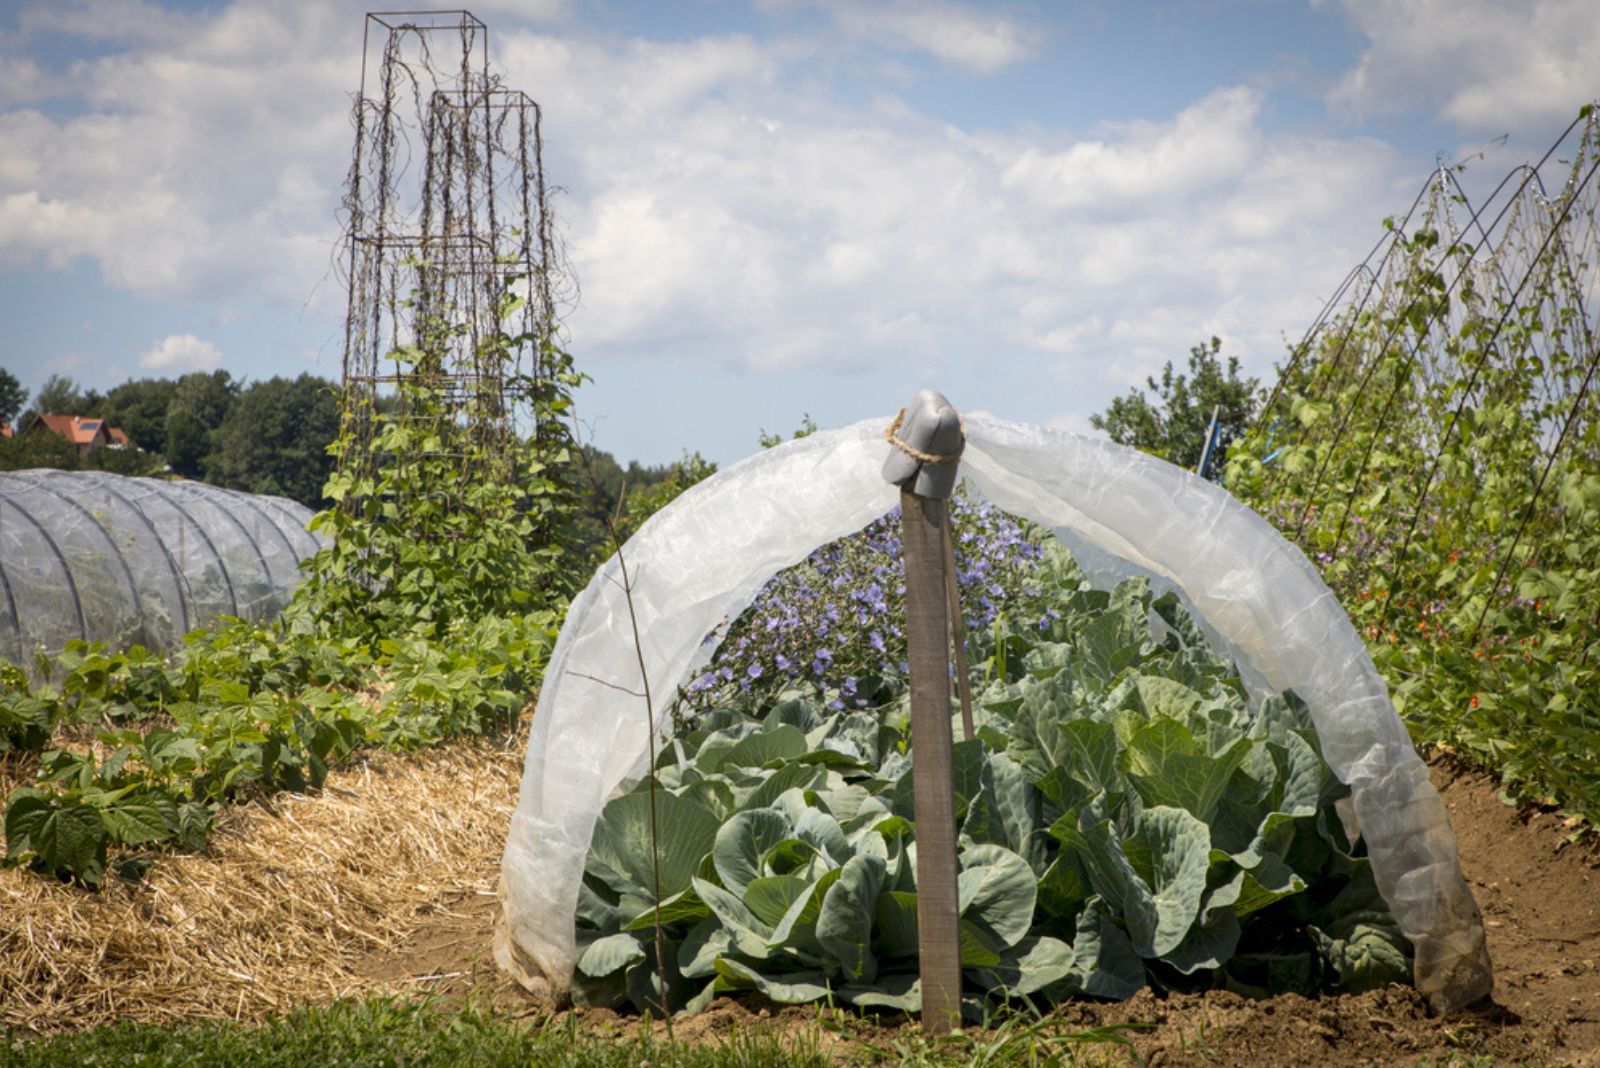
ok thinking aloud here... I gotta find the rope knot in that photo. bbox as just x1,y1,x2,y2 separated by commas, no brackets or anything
885,407,966,465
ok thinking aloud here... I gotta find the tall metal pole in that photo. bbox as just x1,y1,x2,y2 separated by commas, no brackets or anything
883,389,965,1035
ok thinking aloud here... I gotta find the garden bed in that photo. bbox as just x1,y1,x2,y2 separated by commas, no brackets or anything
8,736,1594,1064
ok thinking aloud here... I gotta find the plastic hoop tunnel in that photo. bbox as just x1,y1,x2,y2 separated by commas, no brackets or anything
0,469,323,674
497,414,1492,1013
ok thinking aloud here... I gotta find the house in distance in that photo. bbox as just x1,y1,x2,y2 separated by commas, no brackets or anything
27,414,131,458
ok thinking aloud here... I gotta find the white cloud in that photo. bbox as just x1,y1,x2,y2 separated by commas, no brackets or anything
0,0,355,305
0,55,53,109
3,0,1418,446
1323,0,1599,134
758,0,1038,73
499,32,1403,409
999,89,1264,211
139,333,222,372
831,1,1038,75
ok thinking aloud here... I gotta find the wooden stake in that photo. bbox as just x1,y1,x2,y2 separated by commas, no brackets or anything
942,509,975,743
900,488,963,1035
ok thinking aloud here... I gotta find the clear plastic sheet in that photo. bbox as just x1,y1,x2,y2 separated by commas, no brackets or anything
0,469,323,674
498,415,1492,1012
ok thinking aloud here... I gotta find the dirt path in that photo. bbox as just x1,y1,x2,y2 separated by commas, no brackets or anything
355,756,1600,1066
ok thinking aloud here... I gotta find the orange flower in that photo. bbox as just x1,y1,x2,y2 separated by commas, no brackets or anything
1470,693,1479,709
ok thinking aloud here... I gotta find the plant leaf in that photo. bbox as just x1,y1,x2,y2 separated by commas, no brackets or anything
743,874,810,928
589,789,720,900
816,852,886,982
712,808,793,895
577,932,646,978
693,875,774,959
972,934,1077,997
957,843,1037,949
713,958,832,1003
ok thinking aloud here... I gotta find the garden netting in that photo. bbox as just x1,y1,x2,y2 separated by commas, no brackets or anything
0,469,322,674
497,415,1493,1013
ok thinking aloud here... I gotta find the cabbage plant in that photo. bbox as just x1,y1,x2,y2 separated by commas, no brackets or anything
575,544,1411,1014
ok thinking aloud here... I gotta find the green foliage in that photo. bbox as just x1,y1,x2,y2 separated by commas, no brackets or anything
1,298,577,887
0,432,162,476
0,613,549,886
30,374,90,418
0,366,26,426
296,345,579,642
0,365,342,503
81,442,164,477
165,370,237,478
99,375,179,452
205,373,340,507
0,664,52,752
1090,338,1261,477
758,413,819,450
0,427,78,472
1227,113,1600,832
576,557,1407,1015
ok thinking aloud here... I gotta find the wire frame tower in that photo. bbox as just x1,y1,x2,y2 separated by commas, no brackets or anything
340,10,559,488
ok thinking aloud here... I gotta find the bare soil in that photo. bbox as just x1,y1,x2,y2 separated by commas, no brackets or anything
352,756,1600,1066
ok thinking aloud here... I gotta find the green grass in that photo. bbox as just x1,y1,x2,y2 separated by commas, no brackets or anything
0,997,1150,1068
0,998,828,1068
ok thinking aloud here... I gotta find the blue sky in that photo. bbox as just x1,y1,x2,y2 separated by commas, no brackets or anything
1,0,1595,465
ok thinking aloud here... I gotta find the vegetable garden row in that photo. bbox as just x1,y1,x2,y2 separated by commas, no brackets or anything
575,518,1409,1015
3,107,1598,1042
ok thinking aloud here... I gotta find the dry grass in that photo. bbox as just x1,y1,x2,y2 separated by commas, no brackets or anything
0,735,524,1033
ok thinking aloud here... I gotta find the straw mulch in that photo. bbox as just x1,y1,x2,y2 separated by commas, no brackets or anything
0,735,525,1033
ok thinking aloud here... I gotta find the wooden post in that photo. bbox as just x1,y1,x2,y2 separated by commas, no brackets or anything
883,389,967,1036
901,488,963,1035
942,511,975,743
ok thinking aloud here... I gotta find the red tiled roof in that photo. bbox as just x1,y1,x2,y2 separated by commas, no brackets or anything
34,413,81,440
0,422,11,439
33,413,126,447
108,427,130,446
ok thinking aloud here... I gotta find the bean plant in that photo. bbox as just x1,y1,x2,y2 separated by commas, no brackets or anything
2,301,583,887
1227,106,1600,832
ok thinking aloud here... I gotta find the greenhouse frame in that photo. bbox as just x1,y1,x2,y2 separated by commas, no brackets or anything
0,469,323,673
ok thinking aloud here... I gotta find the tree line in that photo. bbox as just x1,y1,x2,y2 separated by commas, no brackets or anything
0,366,705,517
0,367,339,507
2,335,1255,515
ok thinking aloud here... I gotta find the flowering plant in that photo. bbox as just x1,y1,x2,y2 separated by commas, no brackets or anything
682,492,1053,713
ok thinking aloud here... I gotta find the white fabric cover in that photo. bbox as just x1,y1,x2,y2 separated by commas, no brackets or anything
0,469,323,676
497,415,1492,1012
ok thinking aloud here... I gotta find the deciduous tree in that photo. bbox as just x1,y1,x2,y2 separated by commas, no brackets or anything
1090,337,1260,478
205,374,339,507
0,368,27,427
